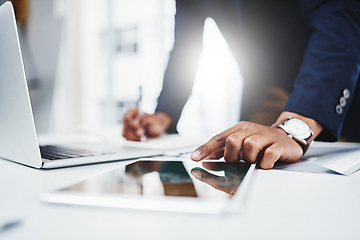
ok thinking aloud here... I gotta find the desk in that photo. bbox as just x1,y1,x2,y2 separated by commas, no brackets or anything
1,145,360,240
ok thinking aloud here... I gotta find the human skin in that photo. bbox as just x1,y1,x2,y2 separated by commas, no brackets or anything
122,108,171,141
122,109,323,169
191,111,324,169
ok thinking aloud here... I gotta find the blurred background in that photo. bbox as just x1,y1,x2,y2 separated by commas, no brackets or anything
5,0,243,138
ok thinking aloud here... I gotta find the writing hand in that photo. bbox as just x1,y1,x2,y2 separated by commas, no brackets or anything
122,109,172,141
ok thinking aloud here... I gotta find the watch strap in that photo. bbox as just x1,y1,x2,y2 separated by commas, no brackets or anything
272,118,315,155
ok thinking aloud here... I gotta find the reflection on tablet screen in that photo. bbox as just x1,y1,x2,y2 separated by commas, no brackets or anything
61,160,251,200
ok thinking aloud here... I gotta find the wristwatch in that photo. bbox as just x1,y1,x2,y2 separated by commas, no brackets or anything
272,117,315,154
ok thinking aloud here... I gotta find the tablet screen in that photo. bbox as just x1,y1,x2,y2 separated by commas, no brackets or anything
60,160,252,200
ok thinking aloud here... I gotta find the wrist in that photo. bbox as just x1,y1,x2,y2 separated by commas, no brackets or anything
272,112,323,155
274,111,323,138
154,112,172,131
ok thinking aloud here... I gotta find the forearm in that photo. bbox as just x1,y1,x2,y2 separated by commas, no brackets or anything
156,2,206,132
288,0,360,140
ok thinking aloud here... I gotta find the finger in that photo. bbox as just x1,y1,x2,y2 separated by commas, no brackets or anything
123,131,140,141
124,109,147,138
122,128,141,141
223,126,260,162
242,134,271,164
191,121,253,161
258,143,282,169
124,108,140,123
141,115,167,138
143,120,163,137
204,148,224,160
124,109,142,130
139,113,150,124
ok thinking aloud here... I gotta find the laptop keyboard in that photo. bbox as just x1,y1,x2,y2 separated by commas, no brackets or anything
40,145,112,160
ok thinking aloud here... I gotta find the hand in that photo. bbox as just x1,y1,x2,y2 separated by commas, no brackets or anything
122,108,172,141
190,121,304,169
191,161,250,195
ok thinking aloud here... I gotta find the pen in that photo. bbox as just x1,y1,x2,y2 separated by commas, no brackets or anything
140,131,146,142
138,85,146,142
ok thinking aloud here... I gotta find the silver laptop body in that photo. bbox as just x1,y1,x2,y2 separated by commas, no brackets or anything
0,2,162,169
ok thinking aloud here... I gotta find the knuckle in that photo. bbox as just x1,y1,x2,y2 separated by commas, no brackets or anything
225,134,239,149
211,133,225,142
243,137,256,151
265,147,280,159
265,148,275,157
247,123,260,131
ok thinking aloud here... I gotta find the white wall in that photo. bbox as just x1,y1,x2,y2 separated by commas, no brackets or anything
50,0,243,137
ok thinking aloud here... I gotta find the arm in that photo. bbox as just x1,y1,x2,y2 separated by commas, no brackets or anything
191,0,360,168
155,1,206,133
285,0,360,141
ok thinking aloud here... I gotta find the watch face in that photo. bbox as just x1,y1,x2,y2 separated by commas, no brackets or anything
284,118,311,140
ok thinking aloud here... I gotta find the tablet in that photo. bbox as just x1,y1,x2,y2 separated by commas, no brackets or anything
41,160,256,214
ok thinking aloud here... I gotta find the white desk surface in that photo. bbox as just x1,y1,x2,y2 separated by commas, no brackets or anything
1,143,360,240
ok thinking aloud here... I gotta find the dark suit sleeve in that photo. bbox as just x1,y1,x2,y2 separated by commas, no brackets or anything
284,0,360,141
155,1,206,133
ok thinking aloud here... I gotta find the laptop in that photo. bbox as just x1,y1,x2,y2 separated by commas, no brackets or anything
0,2,163,169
